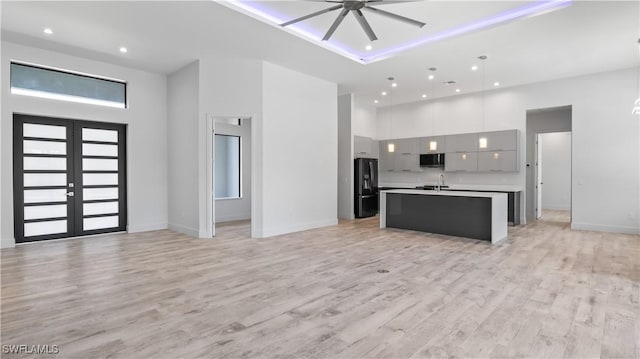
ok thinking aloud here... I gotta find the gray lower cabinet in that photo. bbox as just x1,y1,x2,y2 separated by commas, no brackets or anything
445,152,478,172
478,150,518,172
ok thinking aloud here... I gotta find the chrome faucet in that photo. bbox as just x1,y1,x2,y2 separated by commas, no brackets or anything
437,174,445,192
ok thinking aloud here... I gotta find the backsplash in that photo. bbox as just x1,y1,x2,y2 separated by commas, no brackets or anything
379,168,521,187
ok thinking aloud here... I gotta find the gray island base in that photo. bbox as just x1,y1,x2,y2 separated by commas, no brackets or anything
380,189,508,244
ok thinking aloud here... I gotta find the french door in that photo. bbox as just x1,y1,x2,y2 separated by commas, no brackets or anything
13,114,127,243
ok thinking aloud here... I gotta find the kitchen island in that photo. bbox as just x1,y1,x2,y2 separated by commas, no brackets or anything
380,189,508,244
380,183,522,226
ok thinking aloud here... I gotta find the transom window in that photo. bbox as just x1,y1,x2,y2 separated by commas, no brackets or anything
10,62,127,108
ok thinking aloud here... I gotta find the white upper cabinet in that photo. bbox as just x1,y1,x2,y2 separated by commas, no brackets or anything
445,152,478,172
478,150,518,172
477,130,518,152
378,139,421,172
354,135,378,158
378,141,395,172
419,136,445,154
394,138,420,155
444,133,479,153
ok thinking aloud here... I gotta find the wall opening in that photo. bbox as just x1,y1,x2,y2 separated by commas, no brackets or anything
525,106,572,224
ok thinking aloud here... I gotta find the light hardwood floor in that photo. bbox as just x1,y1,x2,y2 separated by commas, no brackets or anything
1,216,638,358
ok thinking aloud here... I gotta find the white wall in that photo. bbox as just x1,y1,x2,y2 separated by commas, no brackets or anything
199,58,262,237
1,41,168,248
376,67,639,234
173,58,337,238
540,132,572,211
338,94,353,220
215,119,251,223
352,94,377,139
261,62,337,237
167,61,200,236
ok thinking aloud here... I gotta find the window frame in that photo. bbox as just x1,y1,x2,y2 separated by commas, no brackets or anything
10,61,128,109
214,133,242,200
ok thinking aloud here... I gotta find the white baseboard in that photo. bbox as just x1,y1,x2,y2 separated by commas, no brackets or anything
216,213,251,223
1,239,16,249
542,204,571,211
257,218,339,238
128,222,168,233
168,223,199,237
571,222,640,235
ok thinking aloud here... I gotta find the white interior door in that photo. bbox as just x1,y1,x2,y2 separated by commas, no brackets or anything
535,133,543,219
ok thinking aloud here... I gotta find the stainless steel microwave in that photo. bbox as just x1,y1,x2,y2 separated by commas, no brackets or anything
420,153,445,167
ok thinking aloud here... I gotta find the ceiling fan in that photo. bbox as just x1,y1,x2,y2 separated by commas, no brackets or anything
280,0,426,42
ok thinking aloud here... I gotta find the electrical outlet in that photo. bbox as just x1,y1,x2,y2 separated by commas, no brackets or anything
628,212,636,220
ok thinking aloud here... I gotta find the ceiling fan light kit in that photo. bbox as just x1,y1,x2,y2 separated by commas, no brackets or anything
279,0,426,42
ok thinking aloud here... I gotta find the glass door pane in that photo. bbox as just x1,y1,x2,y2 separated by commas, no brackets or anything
14,115,73,242
76,121,126,235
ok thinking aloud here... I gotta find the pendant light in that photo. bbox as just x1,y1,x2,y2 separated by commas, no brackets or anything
429,67,438,151
478,55,488,149
387,76,396,152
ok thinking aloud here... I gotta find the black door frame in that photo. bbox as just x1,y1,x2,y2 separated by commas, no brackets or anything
13,113,127,243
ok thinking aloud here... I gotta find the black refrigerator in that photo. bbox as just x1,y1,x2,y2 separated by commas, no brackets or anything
354,158,379,218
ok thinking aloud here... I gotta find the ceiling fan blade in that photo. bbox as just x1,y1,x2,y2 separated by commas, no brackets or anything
363,6,426,27
364,0,418,5
322,8,350,41
352,10,378,41
280,4,343,27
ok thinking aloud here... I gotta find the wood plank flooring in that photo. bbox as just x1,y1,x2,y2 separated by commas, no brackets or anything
1,215,638,358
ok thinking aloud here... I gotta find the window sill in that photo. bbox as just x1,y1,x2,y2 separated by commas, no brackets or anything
215,197,243,201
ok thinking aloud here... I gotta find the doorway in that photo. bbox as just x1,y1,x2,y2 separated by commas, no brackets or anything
212,117,252,238
525,106,572,224
536,132,572,223
13,114,127,243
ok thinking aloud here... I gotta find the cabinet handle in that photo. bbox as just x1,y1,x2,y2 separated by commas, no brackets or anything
402,152,411,155
402,169,411,172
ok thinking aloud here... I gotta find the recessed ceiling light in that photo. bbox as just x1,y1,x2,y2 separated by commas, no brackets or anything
381,91,387,96
422,94,427,98
374,100,379,104
365,44,373,51
119,47,128,53
43,28,53,35
391,83,398,88
455,89,461,93
494,82,500,87
428,74,434,80
471,65,478,71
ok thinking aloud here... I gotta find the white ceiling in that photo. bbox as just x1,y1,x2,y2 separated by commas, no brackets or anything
1,1,638,106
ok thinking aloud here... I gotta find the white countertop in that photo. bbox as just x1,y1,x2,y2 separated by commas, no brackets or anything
379,183,523,192
382,189,508,199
